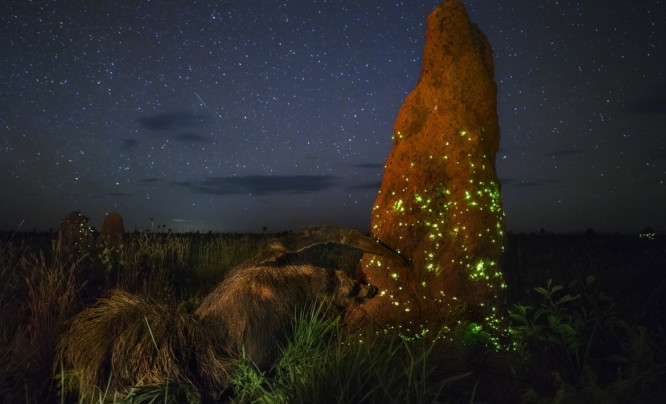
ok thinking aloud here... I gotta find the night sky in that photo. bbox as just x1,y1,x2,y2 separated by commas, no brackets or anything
2,0,664,234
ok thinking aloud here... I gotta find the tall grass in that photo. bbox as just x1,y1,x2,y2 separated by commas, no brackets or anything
0,231,265,403
1,240,83,403
230,303,476,404
1,231,665,402
101,232,268,299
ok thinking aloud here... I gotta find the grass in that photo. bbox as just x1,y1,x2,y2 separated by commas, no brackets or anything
1,230,665,403
229,304,475,404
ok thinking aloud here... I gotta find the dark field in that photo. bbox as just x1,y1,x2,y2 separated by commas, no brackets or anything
1,231,664,403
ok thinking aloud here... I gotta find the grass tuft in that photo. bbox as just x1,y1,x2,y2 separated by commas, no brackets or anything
1,231,665,402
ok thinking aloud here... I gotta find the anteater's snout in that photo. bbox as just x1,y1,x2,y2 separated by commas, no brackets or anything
348,281,379,299
366,284,378,298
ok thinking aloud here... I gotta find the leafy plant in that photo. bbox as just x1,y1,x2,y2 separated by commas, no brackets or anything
509,276,664,401
510,278,585,367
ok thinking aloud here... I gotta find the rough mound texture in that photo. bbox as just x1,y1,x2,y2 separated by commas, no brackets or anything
99,212,125,246
58,210,96,253
353,0,507,338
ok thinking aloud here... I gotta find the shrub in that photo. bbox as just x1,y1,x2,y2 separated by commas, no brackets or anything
509,276,665,401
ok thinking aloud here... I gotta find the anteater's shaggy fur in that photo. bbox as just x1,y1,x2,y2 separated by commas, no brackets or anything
57,290,234,399
56,226,405,399
195,260,378,371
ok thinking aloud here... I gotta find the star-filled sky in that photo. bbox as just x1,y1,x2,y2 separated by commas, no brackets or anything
1,0,664,234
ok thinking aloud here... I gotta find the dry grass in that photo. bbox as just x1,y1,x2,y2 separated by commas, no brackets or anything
1,231,665,402
56,289,234,400
0,243,82,403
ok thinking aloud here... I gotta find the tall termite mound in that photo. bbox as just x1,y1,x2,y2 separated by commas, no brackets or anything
353,0,507,339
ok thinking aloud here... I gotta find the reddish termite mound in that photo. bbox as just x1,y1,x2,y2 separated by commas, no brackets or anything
351,0,507,340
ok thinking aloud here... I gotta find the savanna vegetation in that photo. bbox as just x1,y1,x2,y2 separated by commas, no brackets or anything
0,229,664,403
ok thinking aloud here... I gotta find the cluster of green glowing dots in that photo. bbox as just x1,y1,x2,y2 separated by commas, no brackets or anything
639,231,656,240
351,322,509,353
370,127,510,349
350,323,438,345
367,255,416,314
377,131,506,278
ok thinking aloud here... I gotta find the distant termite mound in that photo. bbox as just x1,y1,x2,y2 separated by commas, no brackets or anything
351,0,507,341
99,212,125,247
58,210,96,254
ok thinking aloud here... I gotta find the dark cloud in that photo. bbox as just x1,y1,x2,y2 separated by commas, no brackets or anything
180,175,340,196
137,112,207,131
121,138,139,149
624,87,666,115
347,181,382,190
625,97,666,115
175,132,213,143
350,163,384,169
141,178,161,183
92,192,132,199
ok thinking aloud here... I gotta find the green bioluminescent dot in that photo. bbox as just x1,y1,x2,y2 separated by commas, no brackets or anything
392,199,405,213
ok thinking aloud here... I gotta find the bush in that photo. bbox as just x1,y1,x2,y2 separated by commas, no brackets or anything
509,276,665,402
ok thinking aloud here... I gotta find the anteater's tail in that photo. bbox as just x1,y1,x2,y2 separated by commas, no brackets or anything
56,289,233,400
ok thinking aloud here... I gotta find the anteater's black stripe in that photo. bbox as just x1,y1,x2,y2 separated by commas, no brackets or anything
348,282,361,297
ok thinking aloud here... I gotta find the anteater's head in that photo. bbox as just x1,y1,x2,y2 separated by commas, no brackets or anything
327,268,378,308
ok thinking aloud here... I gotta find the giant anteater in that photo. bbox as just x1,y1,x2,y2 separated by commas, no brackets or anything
56,226,407,399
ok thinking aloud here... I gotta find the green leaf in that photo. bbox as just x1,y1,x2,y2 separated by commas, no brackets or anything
559,323,577,336
547,314,561,328
551,285,564,294
534,286,548,295
509,305,531,317
508,313,527,323
556,294,580,305
533,308,548,321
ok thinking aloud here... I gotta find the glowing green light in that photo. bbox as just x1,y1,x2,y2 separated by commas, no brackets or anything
392,199,405,212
